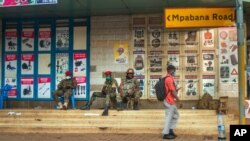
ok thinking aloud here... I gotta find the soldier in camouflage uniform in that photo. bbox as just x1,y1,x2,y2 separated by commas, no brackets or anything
80,70,119,116
53,71,77,110
117,68,142,110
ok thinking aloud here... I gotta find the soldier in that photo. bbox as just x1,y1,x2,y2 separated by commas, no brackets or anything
80,70,119,116
117,68,142,110
53,70,77,110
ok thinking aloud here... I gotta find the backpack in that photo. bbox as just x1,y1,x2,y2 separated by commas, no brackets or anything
154,76,168,101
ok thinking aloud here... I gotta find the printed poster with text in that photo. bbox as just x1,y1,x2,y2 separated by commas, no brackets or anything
134,75,145,97
73,52,86,76
21,54,34,75
167,31,180,50
201,29,215,48
21,78,34,98
183,30,199,48
133,27,145,49
5,54,17,77
149,27,161,48
74,76,87,98
38,28,51,51
38,77,51,98
167,50,180,72
5,29,17,52
22,28,34,51
219,27,238,83
202,75,215,97
114,43,128,64
184,75,199,100
5,78,17,98
56,27,69,50
133,50,145,75
202,50,215,73
185,50,198,73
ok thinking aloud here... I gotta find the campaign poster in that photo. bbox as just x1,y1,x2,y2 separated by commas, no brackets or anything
184,75,199,100
73,52,86,76
38,77,51,98
56,53,69,75
74,76,87,99
133,27,145,48
183,30,199,48
149,51,162,73
201,29,215,48
134,75,145,97
114,43,128,64
133,50,145,75
22,28,34,51
5,54,17,77
149,27,161,48
202,50,215,72
185,50,198,73
38,28,51,51
202,75,215,97
56,27,69,50
21,78,34,98
21,54,34,75
167,51,180,72
245,100,250,118
5,29,17,52
5,78,17,98
167,31,180,50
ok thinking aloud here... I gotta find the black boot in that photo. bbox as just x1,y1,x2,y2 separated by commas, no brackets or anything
169,129,177,137
116,102,123,111
163,134,175,139
80,101,91,110
102,105,109,116
133,102,139,110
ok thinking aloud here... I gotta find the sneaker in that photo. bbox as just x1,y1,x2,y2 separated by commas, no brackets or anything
163,134,175,139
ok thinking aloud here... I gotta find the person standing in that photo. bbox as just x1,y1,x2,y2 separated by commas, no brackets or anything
162,65,181,139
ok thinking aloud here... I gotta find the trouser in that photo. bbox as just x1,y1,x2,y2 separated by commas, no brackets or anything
89,92,116,106
53,89,72,103
116,91,142,103
162,100,179,134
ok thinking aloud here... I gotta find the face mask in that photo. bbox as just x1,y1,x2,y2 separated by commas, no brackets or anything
66,76,71,79
171,71,176,76
106,76,111,80
127,73,133,79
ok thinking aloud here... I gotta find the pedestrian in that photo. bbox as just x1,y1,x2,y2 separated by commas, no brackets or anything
162,65,181,139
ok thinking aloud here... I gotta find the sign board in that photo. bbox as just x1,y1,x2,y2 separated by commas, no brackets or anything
0,0,57,7
164,8,235,28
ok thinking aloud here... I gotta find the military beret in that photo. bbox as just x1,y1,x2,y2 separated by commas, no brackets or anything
104,70,112,75
65,70,72,76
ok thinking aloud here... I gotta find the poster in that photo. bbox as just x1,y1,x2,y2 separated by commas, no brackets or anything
114,43,128,64
135,75,145,97
167,51,180,71
245,100,250,118
38,28,51,51
133,27,145,48
149,27,161,48
5,78,17,98
202,75,215,97
74,76,87,98
22,28,34,51
149,51,162,72
167,31,180,50
36,0,57,4
56,53,69,75
133,50,145,75
73,52,86,76
201,29,215,48
219,27,238,83
21,54,34,75
56,27,69,50
149,75,161,97
38,77,51,98
38,54,51,74
202,50,215,72
5,29,17,52
5,54,17,77
183,30,199,48
185,50,198,73
0,0,57,7
21,78,34,98
184,75,198,99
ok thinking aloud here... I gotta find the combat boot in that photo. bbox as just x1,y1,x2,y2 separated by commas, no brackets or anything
57,102,63,110
116,102,123,111
133,102,139,110
80,101,91,110
63,102,68,110
102,105,109,116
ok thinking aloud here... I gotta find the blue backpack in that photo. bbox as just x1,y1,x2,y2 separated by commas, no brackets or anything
154,76,168,101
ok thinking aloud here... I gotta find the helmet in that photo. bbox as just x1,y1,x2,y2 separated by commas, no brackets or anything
104,70,112,75
117,48,124,53
126,68,134,74
65,70,72,76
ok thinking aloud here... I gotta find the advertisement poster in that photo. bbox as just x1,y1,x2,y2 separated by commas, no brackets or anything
133,50,145,75
167,31,180,50
185,50,198,73
219,27,238,83
133,27,145,48
56,53,69,75
22,28,34,51
5,29,17,52
149,51,162,72
21,54,34,75
74,76,87,98
5,78,17,98
73,52,86,76
56,27,69,50
245,100,250,118
202,75,215,97
38,77,51,98
5,54,17,77
38,28,51,51
0,0,57,7
21,78,34,98
149,27,161,48
183,30,199,48
114,43,128,64
202,50,215,72
134,75,145,97
149,75,161,97
201,29,215,48
167,50,180,71
184,75,198,99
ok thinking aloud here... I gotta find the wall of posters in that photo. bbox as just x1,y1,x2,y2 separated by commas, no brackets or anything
184,75,198,99
21,78,34,98
73,52,86,76
5,78,17,98
113,43,128,64
5,29,17,52
167,31,180,50
56,27,69,50
202,75,215,97
38,28,51,51
185,50,198,73
21,54,34,75
38,54,51,74
5,54,17,77
133,51,145,75
38,77,51,98
219,27,238,83
202,50,215,72
133,27,145,48
201,29,215,48
74,76,87,98
149,51,162,72
22,28,34,51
